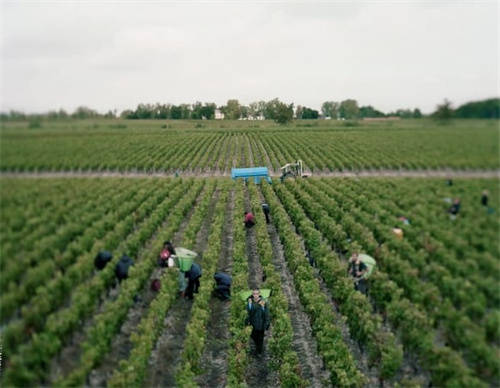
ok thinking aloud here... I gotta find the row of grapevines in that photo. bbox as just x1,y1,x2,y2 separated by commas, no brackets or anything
1,179,120,283
108,179,218,387
2,179,180,358
1,179,195,387
226,182,252,385
261,182,366,387
175,182,229,385
247,183,306,387
0,179,111,256
191,134,220,172
309,179,498,381
60,180,213,386
0,180,139,320
272,181,403,381
338,179,497,312
291,179,486,386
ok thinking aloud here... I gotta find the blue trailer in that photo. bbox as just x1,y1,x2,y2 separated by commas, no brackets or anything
231,167,272,184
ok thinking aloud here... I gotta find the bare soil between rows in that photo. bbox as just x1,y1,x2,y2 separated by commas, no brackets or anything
196,189,234,388
244,186,279,388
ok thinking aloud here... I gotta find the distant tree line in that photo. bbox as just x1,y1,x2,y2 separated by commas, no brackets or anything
1,98,498,124
432,98,499,121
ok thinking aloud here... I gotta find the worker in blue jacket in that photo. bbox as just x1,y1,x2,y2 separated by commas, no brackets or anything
184,262,202,300
214,272,232,301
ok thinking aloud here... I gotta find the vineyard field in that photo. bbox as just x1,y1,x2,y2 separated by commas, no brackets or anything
0,119,498,173
0,177,498,387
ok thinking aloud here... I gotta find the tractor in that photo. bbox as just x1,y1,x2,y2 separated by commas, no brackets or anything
279,159,311,182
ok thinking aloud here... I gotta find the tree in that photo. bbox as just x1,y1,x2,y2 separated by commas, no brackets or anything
170,105,183,120
47,109,69,120
179,104,191,119
103,110,116,119
295,105,304,119
395,109,413,119
120,109,136,119
359,105,384,118
249,101,264,120
301,107,319,119
433,99,454,122
240,105,249,119
455,98,500,119
321,101,339,119
263,98,294,123
156,104,171,119
257,101,266,118
201,103,216,120
275,101,294,124
133,103,154,119
221,99,241,120
264,98,281,120
72,106,99,120
413,108,422,119
339,99,359,120
191,101,203,119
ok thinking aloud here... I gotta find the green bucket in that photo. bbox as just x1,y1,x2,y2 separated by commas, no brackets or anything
239,289,271,301
358,254,376,279
174,247,198,272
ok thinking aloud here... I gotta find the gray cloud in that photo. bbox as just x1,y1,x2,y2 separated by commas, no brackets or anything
1,1,498,114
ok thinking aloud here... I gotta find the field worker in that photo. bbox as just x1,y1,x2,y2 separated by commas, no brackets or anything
481,190,489,207
214,272,232,301
244,211,256,228
115,254,134,283
392,227,404,239
398,216,410,225
261,203,270,224
158,241,176,268
184,262,202,300
448,198,461,219
348,253,368,295
246,289,270,355
306,250,316,268
94,250,112,270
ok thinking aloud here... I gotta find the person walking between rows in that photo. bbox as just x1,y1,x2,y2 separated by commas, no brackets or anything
261,203,270,224
246,289,270,355
481,190,489,207
448,198,461,219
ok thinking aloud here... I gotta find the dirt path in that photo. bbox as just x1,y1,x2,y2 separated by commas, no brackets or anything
244,186,264,289
263,204,331,387
144,189,220,388
2,168,499,179
196,189,234,388
243,185,279,388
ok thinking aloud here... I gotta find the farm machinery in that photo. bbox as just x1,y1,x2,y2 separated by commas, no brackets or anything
279,159,311,182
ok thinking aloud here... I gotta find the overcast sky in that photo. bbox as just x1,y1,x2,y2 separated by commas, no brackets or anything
1,0,498,114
